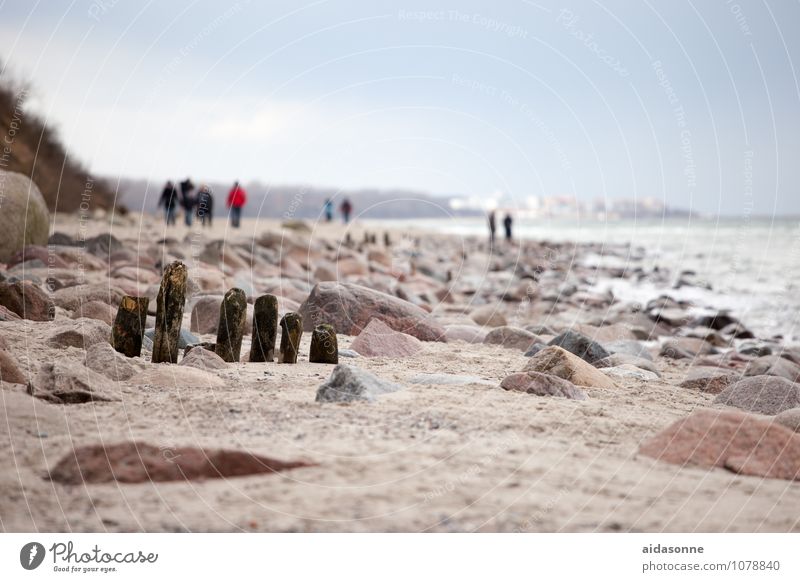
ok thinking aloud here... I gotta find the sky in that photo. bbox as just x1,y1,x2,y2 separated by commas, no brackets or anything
0,0,799,215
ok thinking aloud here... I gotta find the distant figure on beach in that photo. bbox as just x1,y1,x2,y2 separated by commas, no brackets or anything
227,180,247,228
179,178,195,226
196,184,214,227
158,181,179,226
488,211,497,246
324,198,334,222
503,212,513,242
340,198,353,224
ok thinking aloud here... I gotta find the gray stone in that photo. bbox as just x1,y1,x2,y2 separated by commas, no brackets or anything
714,375,800,415
547,329,610,364
29,361,118,404
84,342,141,381
501,371,587,400
744,355,800,383
483,326,540,351
605,340,653,361
0,171,50,263
316,364,403,403
775,408,800,433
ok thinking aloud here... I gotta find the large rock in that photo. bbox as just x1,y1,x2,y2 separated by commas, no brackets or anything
29,361,118,403
444,324,487,344
744,355,800,383
501,371,587,400
775,408,800,433
48,441,312,485
714,376,800,415
180,348,228,371
0,349,27,384
660,338,715,359
84,233,123,257
679,367,740,394
298,282,445,341
71,300,115,325
547,330,610,363
316,364,403,403
47,319,112,349
593,353,660,376
0,280,54,321
53,283,126,311
0,171,50,263
483,326,539,351
524,346,615,389
84,342,141,381
350,318,422,358
639,408,800,481
469,304,507,327
605,340,653,361
190,296,223,334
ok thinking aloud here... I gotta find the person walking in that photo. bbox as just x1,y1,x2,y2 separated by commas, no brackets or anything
340,198,353,224
180,177,195,226
488,210,497,246
196,184,214,227
226,180,247,228
158,181,179,226
324,198,334,222
503,212,513,242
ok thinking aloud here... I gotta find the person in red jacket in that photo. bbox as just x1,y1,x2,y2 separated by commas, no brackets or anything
226,180,247,228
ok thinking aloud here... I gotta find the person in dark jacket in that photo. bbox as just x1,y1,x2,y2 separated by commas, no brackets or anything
488,211,497,246
180,178,195,226
196,184,214,227
340,198,353,224
503,212,513,242
158,181,179,226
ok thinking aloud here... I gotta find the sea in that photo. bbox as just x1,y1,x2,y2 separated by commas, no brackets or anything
364,217,800,343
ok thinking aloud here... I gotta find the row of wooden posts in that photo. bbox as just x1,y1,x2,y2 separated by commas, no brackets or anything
110,261,338,365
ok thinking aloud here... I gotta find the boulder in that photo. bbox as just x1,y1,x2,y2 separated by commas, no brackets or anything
593,353,660,376
679,367,740,394
84,342,141,381
524,346,615,389
605,340,653,361
350,319,422,358
443,324,487,344
298,282,445,341
483,326,540,351
53,283,126,311
316,364,403,403
29,361,118,404
639,408,800,481
744,355,800,383
547,330,610,364
0,349,27,384
47,319,111,349
691,312,741,331
714,376,800,415
775,408,800,433
180,348,228,371
660,338,715,359
48,441,312,484
84,233,123,257
71,300,115,325
501,371,587,400
0,280,54,321
0,171,50,263
469,305,507,327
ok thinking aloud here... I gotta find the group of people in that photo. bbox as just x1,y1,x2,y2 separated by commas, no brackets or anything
324,197,353,223
488,210,513,245
158,179,248,228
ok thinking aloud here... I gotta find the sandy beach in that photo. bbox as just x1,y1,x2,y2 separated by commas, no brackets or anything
1,211,799,532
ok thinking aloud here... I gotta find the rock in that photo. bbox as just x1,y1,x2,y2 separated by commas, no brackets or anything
691,312,741,331
184,342,216,357
524,343,549,357
316,364,402,403
593,353,660,376
714,376,800,415
84,342,140,381
48,232,76,246
0,349,27,384
0,305,21,321
180,348,228,371
338,349,360,358
190,296,222,334
0,280,54,321
650,307,691,327
298,282,445,341
605,340,653,361
547,330,610,364
525,324,556,336
409,373,494,386
111,295,149,358
72,300,115,325
152,261,188,364
639,408,800,481
214,288,247,363
660,338,715,359
249,294,278,363
744,355,800,383
7,245,68,269
601,365,659,381
48,441,312,485
721,322,755,339
483,326,540,351
29,361,117,403
775,408,800,433
0,171,49,263
444,324,487,344
738,341,772,357
279,312,303,364
52,283,126,311
350,318,422,358
524,346,615,389
48,319,112,349
469,305,507,327
501,371,587,399
144,327,198,351
309,324,338,364
679,367,740,394
84,233,123,257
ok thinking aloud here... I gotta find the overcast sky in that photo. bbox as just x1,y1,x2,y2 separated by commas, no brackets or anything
1,0,798,215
